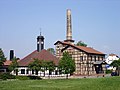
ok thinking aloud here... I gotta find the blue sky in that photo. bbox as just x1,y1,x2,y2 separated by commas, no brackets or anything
0,0,120,59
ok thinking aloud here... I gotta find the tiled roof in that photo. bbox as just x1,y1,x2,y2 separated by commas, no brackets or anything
18,49,59,66
109,54,118,56
4,60,20,66
54,41,105,55
76,46,104,55
4,60,12,66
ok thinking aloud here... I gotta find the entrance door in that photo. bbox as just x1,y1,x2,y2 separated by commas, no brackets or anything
94,64,103,74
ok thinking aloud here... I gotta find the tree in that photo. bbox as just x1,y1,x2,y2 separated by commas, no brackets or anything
110,59,120,75
28,59,55,77
58,52,75,79
47,48,55,55
8,57,18,75
41,60,48,77
110,59,120,68
0,48,6,68
28,58,42,75
46,61,55,78
76,41,87,47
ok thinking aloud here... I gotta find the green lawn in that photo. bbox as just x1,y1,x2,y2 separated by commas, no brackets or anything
0,76,120,90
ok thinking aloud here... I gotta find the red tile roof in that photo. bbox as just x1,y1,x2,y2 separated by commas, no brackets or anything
76,46,104,55
109,54,118,56
4,60,12,66
54,41,105,55
18,49,59,66
4,60,20,66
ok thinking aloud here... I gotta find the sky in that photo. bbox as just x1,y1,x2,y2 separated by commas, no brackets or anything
0,0,120,59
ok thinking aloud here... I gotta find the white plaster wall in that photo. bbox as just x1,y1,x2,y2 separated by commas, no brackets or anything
106,56,119,64
11,67,66,77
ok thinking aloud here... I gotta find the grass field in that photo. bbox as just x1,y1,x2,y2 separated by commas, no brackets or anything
0,76,120,90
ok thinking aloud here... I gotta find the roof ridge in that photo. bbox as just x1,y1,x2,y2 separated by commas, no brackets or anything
55,41,105,55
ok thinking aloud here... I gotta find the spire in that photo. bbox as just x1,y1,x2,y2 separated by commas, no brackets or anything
64,9,74,43
40,28,42,36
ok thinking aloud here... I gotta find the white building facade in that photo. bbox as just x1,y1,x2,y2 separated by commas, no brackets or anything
105,54,119,70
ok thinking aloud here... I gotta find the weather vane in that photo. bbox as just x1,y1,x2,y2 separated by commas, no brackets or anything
40,28,42,36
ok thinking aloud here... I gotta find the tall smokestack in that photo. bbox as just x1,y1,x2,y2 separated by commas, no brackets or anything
64,9,74,43
10,50,14,60
66,9,72,40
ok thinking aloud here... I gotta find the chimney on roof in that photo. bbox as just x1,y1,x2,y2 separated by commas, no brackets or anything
37,31,44,52
10,50,14,60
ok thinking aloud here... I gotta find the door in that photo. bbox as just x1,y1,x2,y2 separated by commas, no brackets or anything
94,64,103,74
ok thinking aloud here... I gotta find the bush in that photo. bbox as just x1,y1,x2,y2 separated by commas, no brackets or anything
0,72,15,80
27,75,42,80
106,70,112,74
15,76,30,80
15,75,42,80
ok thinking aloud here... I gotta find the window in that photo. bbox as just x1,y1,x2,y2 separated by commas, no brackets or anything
49,70,52,75
26,69,29,74
21,69,25,74
59,70,62,74
101,57,103,60
94,56,96,61
35,70,38,75
92,66,94,71
32,70,34,74
80,56,83,62
55,70,58,75
90,56,92,61
98,56,100,61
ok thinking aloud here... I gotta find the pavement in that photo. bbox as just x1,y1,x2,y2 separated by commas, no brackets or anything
43,74,111,79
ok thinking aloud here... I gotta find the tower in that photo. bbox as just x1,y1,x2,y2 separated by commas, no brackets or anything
37,32,44,52
10,50,14,60
64,9,74,43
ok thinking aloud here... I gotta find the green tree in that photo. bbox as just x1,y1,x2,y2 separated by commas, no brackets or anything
59,52,75,79
47,61,55,78
47,48,55,55
8,57,18,75
110,59,120,75
41,60,48,77
0,48,6,69
76,41,87,47
110,59,120,68
28,58,42,75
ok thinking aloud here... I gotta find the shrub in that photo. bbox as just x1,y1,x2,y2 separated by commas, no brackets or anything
106,70,112,74
27,75,42,80
15,76,30,80
0,72,15,80
15,75,42,80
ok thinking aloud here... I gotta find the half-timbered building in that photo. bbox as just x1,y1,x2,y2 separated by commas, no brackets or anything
54,41,106,75
54,9,106,75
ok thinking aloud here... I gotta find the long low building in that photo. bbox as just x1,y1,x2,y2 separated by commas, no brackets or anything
16,49,60,76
